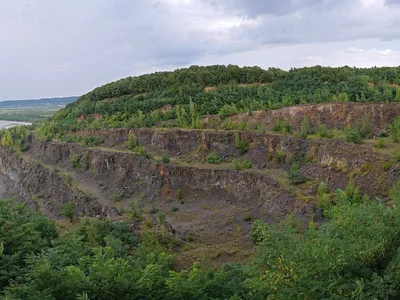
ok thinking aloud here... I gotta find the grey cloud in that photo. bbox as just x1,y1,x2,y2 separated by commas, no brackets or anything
207,0,319,17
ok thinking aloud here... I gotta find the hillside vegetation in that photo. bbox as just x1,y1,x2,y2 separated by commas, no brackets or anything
1,65,400,299
50,65,400,131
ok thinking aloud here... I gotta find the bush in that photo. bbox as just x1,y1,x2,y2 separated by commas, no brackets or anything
235,133,250,153
274,150,286,163
206,152,222,164
218,103,239,119
232,159,252,170
237,121,248,131
243,211,252,222
359,114,373,139
71,153,81,168
171,206,179,212
60,202,75,221
112,194,123,202
345,128,363,144
162,153,170,164
393,150,400,163
273,119,292,134
316,193,331,211
150,204,159,214
177,189,183,201
220,119,235,130
81,152,89,169
286,162,307,185
389,117,400,142
316,124,334,138
300,116,311,138
127,132,139,149
375,138,386,148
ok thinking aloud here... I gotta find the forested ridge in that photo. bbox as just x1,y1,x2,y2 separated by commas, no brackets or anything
52,65,400,130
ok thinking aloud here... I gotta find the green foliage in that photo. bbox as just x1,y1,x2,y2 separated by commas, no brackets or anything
218,104,239,119
162,153,170,164
71,153,81,168
286,162,307,185
220,119,235,130
127,132,139,150
390,117,400,142
375,138,386,148
0,126,31,152
242,211,252,222
150,204,159,214
171,206,179,212
393,150,400,163
231,159,252,170
272,119,292,134
60,202,75,221
177,189,183,201
206,152,222,164
359,114,373,139
345,127,363,144
274,150,286,163
81,152,89,169
51,65,400,133
234,133,249,154
112,194,123,202
299,116,311,138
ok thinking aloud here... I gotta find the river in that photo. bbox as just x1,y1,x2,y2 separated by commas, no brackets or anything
0,120,32,129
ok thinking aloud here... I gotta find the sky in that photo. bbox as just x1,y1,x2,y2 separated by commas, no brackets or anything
1,0,400,99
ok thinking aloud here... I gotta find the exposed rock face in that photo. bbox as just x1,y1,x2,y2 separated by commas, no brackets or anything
226,102,400,134
0,146,118,219
68,127,395,196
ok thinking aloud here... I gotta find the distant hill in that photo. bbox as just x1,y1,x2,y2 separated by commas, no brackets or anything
0,96,78,109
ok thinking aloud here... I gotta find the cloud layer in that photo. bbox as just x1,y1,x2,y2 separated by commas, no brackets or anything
0,0,399,99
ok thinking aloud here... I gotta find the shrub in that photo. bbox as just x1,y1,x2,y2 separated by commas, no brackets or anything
150,204,159,214
243,211,252,222
232,159,252,170
171,206,179,212
81,152,89,169
206,152,222,164
112,194,123,202
177,189,183,201
235,133,250,153
61,202,75,221
383,162,392,171
220,119,235,130
316,124,334,138
375,138,386,148
127,132,139,150
316,193,331,211
286,162,307,185
71,153,81,168
273,119,292,134
237,121,248,131
389,117,400,142
162,153,170,164
300,116,311,138
218,103,239,119
317,181,329,196
274,150,286,163
359,114,373,139
393,150,400,163
345,127,363,144
132,145,152,159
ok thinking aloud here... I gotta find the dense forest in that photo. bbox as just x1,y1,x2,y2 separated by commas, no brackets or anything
48,65,400,132
2,181,400,299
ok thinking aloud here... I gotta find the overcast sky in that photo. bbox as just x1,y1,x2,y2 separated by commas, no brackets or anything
1,0,400,99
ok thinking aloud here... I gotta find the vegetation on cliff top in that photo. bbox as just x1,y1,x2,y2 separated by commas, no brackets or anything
46,65,400,132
